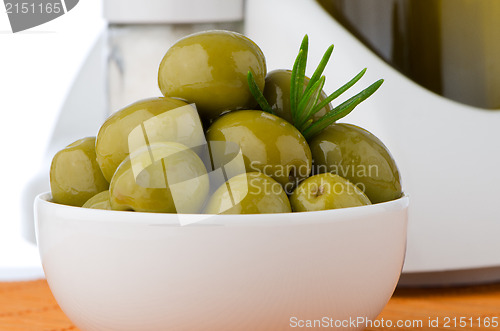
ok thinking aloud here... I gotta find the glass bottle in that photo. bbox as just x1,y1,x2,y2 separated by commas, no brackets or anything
316,0,500,109
103,0,244,114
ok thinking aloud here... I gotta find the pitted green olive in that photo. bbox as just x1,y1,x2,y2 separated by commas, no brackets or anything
110,142,209,213
309,123,402,203
206,110,312,191
290,173,371,212
82,190,112,210
158,30,267,121
204,172,291,214
50,137,109,207
96,97,205,182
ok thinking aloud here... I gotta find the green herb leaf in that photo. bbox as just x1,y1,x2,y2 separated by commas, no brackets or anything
301,118,314,132
290,52,307,124
296,35,309,109
290,35,310,125
247,71,274,115
289,50,302,123
303,44,333,97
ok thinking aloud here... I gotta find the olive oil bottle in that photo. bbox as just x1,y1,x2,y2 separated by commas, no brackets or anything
317,0,500,109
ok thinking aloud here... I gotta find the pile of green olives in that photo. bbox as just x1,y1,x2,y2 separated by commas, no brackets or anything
50,30,402,214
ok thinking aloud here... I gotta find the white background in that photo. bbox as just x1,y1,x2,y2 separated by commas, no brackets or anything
0,1,105,279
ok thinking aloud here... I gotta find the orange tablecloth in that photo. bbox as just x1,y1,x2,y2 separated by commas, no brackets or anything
1,280,499,330
0,280,75,331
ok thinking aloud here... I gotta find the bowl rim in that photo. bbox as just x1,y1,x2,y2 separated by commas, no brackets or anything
35,192,408,226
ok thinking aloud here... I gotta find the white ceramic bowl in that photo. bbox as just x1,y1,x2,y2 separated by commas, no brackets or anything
35,192,408,331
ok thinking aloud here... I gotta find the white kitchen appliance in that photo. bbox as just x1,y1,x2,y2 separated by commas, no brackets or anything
22,0,500,285
245,0,500,286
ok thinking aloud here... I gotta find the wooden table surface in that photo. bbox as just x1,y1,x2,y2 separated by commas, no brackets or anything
1,279,499,330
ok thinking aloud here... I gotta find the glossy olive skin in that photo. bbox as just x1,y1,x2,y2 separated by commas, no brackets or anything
206,110,312,191
50,137,109,207
82,190,112,210
158,30,267,121
96,97,205,182
263,69,332,124
310,123,402,204
290,173,371,212
110,142,209,213
204,172,291,214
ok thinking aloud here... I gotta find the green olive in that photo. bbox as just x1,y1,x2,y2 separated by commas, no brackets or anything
82,190,112,210
204,172,291,214
263,69,332,124
110,142,209,213
96,97,205,182
50,137,109,207
158,30,267,121
206,110,312,192
290,173,371,212
309,123,402,203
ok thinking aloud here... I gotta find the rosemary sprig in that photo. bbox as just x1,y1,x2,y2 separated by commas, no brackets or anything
293,36,309,123
247,34,383,139
290,50,304,123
